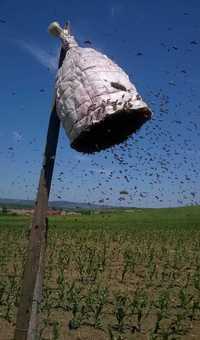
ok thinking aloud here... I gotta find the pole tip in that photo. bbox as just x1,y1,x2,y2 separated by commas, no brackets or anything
48,21,63,37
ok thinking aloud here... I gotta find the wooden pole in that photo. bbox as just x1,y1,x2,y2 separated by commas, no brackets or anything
14,32,67,340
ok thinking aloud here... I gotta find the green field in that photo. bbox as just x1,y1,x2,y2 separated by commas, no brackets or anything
0,206,200,339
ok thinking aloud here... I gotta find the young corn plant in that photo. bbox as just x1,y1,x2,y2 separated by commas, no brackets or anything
189,295,200,321
67,284,86,330
178,287,193,319
169,311,189,336
39,317,49,340
40,287,55,321
100,240,107,272
55,280,79,312
146,261,157,285
4,273,19,323
151,290,170,335
108,326,126,340
121,248,135,282
85,286,108,328
113,294,128,332
51,320,60,340
193,270,200,292
0,279,6,317
129,289,149,333
75,245,101,283
56,267,66,303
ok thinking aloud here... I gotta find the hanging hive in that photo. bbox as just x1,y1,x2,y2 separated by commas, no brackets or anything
49,22,152,153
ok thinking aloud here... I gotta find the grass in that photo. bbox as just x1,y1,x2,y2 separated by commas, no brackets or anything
0,206,200,339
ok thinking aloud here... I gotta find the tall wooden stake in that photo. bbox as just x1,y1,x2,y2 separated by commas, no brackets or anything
14,33,67,340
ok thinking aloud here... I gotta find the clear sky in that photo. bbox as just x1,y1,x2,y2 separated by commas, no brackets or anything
0,0,199,207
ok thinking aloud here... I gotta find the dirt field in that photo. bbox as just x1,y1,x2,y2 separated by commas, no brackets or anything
0,206,200,339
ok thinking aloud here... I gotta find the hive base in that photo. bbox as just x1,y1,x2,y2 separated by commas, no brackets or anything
71,108,151,153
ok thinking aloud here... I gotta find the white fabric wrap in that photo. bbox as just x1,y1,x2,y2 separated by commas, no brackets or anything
56,46,149,144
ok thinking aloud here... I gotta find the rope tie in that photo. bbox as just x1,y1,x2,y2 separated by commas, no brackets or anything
48,21,78,51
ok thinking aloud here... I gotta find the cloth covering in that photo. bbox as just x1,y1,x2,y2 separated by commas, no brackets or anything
55,31,152,153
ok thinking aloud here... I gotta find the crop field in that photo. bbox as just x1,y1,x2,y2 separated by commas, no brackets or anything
0,206,200,340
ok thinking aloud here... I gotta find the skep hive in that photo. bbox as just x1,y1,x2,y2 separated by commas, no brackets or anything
49,22,152,153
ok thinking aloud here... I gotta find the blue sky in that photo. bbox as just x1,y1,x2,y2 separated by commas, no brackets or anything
0,0,200,207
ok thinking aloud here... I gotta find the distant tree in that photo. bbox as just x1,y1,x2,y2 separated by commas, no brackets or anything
1,205,8,214
81,209,92,215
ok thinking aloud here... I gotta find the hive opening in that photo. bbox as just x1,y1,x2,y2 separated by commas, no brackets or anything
71,108,151,153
